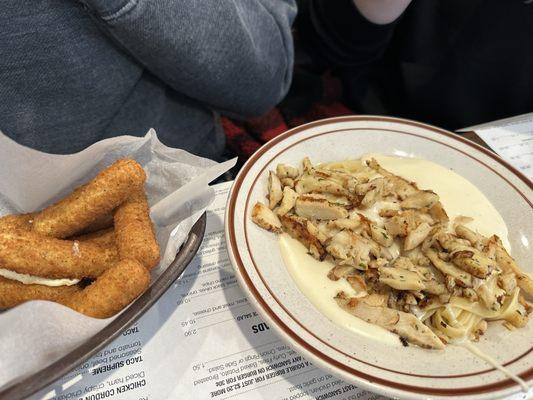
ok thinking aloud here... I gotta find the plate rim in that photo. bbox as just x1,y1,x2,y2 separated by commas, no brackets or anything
0,212,207,400
225,115,532,400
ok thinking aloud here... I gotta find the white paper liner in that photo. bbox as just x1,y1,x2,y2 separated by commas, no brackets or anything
0,129,236,389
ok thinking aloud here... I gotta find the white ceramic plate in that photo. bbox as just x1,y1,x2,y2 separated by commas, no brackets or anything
225,116,532,400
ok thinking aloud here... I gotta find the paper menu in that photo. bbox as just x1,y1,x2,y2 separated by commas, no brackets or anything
30,181,384,400
29,182,531,400
458,113,533,179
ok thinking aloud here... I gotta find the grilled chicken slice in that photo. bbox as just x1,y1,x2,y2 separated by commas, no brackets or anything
344,176,359,194
379,246,394,261
268,171,283,209
326,230,376,268
306,220,328,244
281,177,295,188
279,214,326,259
330,218,362,231
295,174,349,197
384,211,418,237
346,274,367,293
428,202,449,223
357,178,388,209
379,208,399,218
317,220,341,241
488,235,533,297
335,291,445,349
365,158,404,180
400,191,439,209
378,266,425,291
313,168,349,186
276,186,298,216
369,258,389,270
423,279,448,295
435,232,475,253
402,247,431,267
295,195,348,220
425,248,473,287
252,202,282,233
391,256,415,270
392,257,446,294
360,188,380,209
355,178,385,196
365,159,419,200
304,192,352,206
450,248,493,278
276,163,299,179
370,224,393,247
475,273,505,311
502,288,529,328
455,224,486,249
385,176,419,200
326,230,358,261
328,265,355,281
302,157,313,172
360,292,389,307
404,222,433,251
498,272,517,293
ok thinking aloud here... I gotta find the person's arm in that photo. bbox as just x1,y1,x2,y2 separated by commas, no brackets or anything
298,0,408,68
80,0,296,117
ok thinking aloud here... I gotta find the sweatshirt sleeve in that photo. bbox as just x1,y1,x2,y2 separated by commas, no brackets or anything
299,0,398,68
80,0,296,118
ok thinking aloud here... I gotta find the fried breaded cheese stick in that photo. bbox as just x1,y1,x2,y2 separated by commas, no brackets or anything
73,228,116,248
33,159,146,238
64,258,150,318
0,213,35,232
0,230,118,279
78,213,114,235
0,277,81,309
114,190,160,270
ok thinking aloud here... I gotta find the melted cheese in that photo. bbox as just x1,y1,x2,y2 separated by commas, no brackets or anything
0,268,80,287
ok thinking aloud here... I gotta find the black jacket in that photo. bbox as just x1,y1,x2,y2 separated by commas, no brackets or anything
297,0,533,129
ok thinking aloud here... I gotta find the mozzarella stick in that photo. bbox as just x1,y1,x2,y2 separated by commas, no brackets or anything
0,277,81,309
78,214,114,235
0,230,118,279
73,228,116,248
0,213,35,232
65,258,150,318
33,159,146,238
114,191,160,270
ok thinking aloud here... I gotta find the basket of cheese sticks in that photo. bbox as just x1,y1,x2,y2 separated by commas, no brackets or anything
0,159,159,318
0,129,236,396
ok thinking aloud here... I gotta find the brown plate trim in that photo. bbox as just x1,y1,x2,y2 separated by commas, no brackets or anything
227,116,532,397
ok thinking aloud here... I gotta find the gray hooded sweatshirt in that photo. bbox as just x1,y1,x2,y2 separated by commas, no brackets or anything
0,0,296,160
